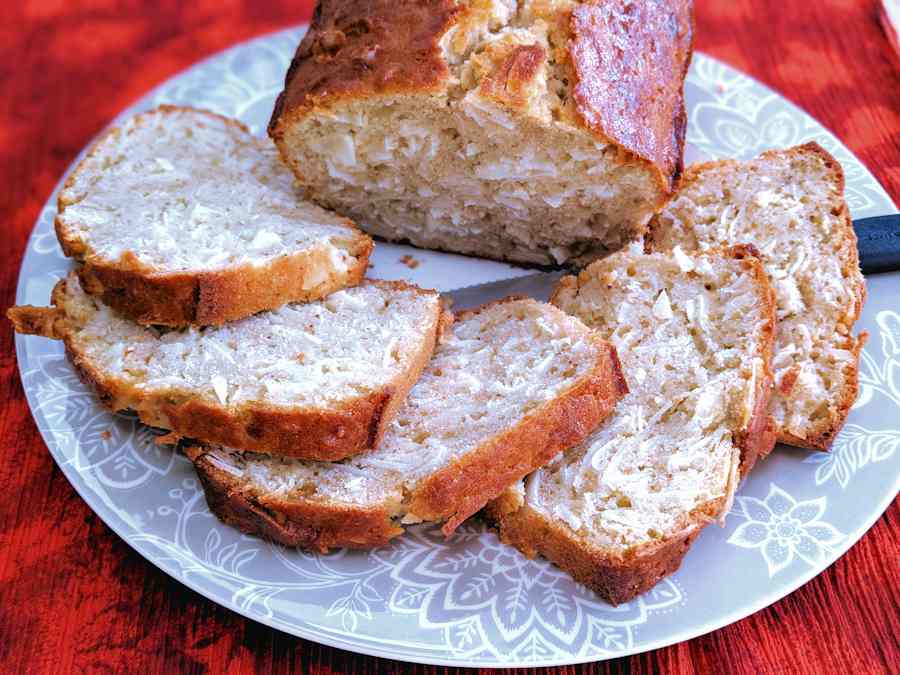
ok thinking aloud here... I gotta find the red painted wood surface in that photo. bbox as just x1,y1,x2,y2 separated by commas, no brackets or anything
1,1,898,673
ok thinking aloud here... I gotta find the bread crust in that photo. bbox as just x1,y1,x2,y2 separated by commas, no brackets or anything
55,104,374,327
647,141,867,450
67,235,373,327
269,0,460,134
487,246,778,605
568,0,694,195
187,446,402,552
10,277,446,461
269,0,693,198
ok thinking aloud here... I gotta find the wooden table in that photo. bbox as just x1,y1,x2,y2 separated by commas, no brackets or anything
1,1,898,672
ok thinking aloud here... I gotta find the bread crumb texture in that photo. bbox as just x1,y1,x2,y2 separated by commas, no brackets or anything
651,144,866,447
200,297,610,525
271,0,692,266
58,106,364,274
524,248,772,552
53,271,438,411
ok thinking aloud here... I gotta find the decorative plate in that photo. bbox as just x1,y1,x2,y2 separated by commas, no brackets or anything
14,26,899,667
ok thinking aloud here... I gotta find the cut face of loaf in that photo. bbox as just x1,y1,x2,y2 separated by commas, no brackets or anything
8,273,443,460
56,105,373,326
485,248,777,605
648,143,866,449
188,297,628,551
269,0,693,266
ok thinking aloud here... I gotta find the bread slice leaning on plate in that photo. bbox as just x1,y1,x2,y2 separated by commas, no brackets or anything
8,273,444,461
269,0,694,266
188,297,628,551
56,105,373,327
647,142,866,449
485,246,777,605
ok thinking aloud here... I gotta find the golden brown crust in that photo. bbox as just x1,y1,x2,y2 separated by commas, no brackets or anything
483,492,702,606
187,446,402,552
647,141,867,450
477,43,546,111
10,277,446,461
6,305,66,339
270,1,693,198
410,335,628,535
54,104,374,327
568,0,694,195
727,245,778,469
69,236,373,327
268,0,462,139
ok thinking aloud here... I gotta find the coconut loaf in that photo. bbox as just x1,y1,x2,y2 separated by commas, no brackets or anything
269,0,694,266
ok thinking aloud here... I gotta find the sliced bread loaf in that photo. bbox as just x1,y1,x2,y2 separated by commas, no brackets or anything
269,0,693,266
8,272,444,461
485,246,777,605
648,142,866,449
56,105,373,326
188,297,628,551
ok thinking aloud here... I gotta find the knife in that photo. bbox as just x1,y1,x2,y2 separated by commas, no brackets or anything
446,214,900,309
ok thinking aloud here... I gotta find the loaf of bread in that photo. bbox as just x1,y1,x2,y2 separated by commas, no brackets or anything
8,273,444,461
485,247,777,605
189,297,627,551
56,105,372,326
648,143,866,449
269,0,694,266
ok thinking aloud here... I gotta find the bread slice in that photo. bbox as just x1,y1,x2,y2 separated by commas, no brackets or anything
188,297,628,551
485,246,777,605
55,105,373,326
268,0,693,266
648,143,866,449
8,272,444,461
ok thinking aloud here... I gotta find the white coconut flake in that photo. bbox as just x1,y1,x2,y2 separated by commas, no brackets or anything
754,189,780,208
211,375,229,405
652,290,674,320
249,230,282,250
155,157,175,172
672,245,695,272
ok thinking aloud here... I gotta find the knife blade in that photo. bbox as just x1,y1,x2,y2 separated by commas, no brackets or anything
446,214,900,310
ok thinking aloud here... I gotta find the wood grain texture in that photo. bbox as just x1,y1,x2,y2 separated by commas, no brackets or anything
1,1,898,673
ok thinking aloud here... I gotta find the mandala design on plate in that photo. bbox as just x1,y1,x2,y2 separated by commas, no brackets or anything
728,484,846,577
13,26,899,667
379,522,683,662
21,353,175,491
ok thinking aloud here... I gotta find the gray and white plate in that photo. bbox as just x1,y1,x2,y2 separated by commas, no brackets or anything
14,26,900,668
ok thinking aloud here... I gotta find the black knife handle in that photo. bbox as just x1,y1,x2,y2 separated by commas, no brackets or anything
855,214,900,275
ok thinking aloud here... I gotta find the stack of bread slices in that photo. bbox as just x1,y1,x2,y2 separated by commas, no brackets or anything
10,0,868,608
9,104,629,556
